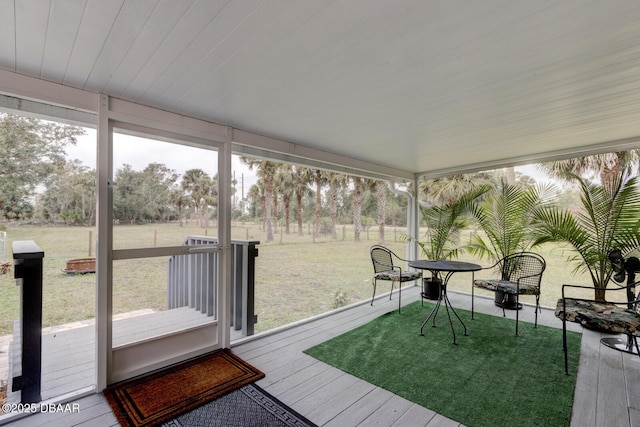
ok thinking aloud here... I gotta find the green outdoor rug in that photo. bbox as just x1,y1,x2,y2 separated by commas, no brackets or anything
304,301,581,427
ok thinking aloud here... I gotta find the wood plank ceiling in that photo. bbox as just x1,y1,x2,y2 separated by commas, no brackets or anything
1,0,640,178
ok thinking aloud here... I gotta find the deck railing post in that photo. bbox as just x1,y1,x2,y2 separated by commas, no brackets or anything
12,240,44,404
167,237,259,337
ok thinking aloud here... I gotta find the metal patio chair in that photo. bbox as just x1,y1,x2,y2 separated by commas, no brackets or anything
370,245,421,314
555,248,640,375
473,252,546,335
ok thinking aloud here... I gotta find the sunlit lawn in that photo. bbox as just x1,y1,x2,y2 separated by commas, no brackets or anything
0,223,593,336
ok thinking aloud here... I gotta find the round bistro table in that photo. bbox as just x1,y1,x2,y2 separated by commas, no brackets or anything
408,260,482,345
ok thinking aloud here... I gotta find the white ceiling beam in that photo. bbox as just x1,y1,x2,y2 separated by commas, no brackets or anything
232,128,415,182
418,135,640,179
0,69,97,113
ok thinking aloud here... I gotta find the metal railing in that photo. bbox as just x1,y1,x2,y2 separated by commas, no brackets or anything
12,240,44,404
167,236,259,336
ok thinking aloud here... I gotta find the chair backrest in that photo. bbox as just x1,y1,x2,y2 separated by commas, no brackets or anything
370,245,395,274
500,252,546,288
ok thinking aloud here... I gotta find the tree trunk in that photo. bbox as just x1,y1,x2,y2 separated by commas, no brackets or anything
376,181,387,245
330,185,338,240
353,177,362,242
264,188,274,242
296,193,304,236
315,177,321,239
284,199,291,234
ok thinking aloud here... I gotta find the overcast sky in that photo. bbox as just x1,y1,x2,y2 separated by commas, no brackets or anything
66,128,551,190
66,128,260,190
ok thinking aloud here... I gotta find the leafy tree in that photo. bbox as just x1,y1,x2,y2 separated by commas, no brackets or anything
140,163,180,222
0,113,85,220
37,159,96,224
114,164,146,223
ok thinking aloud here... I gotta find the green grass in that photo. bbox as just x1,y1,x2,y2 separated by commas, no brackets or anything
304,301,581,427
0,223,593,336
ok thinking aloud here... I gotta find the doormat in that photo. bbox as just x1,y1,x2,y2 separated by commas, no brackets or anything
104,348,265,426
162,383,317,427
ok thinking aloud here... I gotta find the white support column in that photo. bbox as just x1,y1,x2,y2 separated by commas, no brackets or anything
218,130,233,348
411,176,420,261
96,94,113,390
389,181,419,262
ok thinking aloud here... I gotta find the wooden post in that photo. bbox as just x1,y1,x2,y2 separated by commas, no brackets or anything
153,230,157,247
88,230,93,257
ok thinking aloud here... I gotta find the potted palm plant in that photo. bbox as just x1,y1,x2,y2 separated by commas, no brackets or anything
468,178,556,307
532,173,640,301
408,187,488,299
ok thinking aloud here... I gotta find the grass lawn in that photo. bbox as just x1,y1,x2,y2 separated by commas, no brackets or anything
0,223,593,336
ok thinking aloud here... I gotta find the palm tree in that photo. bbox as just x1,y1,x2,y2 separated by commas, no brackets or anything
181,169,216,227
375,180,388,245
468,178,556,262
246,183,264,221
274,166,295,234
327,172,349,239
532,173,640,301
419,172,492,205
417,186,490,260
292,166,313,236
312,169,327,239
539,151,640,190
169,188,186,226
241,158,279,242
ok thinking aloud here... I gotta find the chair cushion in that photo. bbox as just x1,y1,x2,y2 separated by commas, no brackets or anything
473,279,539,296
555,298,640,335
374,270,421,282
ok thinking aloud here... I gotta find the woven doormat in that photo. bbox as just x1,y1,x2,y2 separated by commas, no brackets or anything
104,349,265,426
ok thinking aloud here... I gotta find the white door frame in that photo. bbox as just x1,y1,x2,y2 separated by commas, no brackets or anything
96,94,233,388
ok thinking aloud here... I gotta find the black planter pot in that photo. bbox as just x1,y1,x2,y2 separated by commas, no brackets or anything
494,290,522,310
421,277,441,300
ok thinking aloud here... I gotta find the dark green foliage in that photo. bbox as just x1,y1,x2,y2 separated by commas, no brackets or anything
532,174,640,299
305,302,580,427
468,179,557,262
0,113,85,220
413,185,489,260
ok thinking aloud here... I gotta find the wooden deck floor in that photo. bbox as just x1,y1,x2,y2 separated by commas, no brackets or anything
3,285,640,426
5,307,214,405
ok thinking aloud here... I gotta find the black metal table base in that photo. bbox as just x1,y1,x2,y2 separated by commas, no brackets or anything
420,288,467,345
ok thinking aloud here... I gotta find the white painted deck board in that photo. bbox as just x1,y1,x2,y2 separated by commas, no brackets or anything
2,286,637,427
